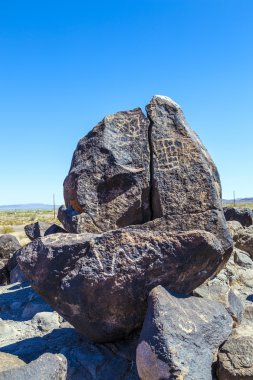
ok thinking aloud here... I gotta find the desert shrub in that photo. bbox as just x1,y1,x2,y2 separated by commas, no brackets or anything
0,225,15,234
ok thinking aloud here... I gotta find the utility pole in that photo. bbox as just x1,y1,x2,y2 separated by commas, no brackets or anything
53,193,56,219
233,191,236,207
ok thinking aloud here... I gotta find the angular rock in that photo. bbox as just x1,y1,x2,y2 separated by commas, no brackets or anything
234,249,253,269
227,220,244,241
136,286,233,380
217,335,253,379
224,207,253,227
18,229,227,342
0,235,21,261
62,107,151,233
0,352,25,372
0,353,67,380
235,230,253,258
24,222,66,241
193,281,244,324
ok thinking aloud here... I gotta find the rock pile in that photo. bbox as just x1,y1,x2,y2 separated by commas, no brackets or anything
17,95,232,342
1,95,252,379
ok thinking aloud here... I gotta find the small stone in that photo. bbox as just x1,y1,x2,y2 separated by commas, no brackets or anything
234,249,253,269
32,312,60,332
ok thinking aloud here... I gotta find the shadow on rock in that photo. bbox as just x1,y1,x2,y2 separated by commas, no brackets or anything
0,284,52,321
0,328,139,380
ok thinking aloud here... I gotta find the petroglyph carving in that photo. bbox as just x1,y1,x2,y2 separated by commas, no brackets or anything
154,137,200,171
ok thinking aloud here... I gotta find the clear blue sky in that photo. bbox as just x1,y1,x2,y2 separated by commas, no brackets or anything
0,0,252,205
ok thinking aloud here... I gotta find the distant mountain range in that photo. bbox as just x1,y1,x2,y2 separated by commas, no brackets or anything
0,199,252,211
0,203,60,211
223,198,253,205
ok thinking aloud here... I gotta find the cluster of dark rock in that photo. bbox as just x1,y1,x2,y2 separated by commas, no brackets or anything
0,96,252,379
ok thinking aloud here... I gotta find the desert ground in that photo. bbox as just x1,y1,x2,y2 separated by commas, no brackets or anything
0,210,59,245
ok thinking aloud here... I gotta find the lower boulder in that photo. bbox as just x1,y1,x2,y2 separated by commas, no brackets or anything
0,353,67,380
18,228,226,342
136,286,233,380
217,335,253,380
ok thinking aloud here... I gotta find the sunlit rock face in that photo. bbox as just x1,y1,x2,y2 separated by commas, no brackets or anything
18,95,232,342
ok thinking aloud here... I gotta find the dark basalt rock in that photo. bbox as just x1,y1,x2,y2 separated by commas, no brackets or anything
18,229,226,342
0,235,21,261
136,286,233,380
18,95,233,342
217,335,253,380
224,207,253,227
24,222,66,241
62,108,151,233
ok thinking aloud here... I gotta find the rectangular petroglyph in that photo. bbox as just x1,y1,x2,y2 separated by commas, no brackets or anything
153,138,199,171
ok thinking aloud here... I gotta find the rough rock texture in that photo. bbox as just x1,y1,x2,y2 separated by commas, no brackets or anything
24,222,66,241
19,95,232,342
234,249,253,269
59,95,232,254
217,336,253,379
17,229,226,342
0,235,21,285
136,286,233,380
0,235,21,261
224,207,253,227
235,229,253,258
0,353,67,380
0,283,139,379
0,352,25,372
227,220,244,241
193,281,243,324
62,107,151,233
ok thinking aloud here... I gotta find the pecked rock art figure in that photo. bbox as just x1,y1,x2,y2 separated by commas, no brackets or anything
18,95,233,342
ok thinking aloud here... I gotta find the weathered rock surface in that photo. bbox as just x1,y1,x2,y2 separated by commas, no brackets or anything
0,352,25,372
136,285,233,380
17,229,226,342
0,283,139,379
24,222,66,241
62,107,151,233
217,335,253,380
0,353,67,380
18,95,233,342
235,229,253,258
59,95,232,255
234,249,253,269
227,220,244,241
0,235,21,261
193,281,243,324
0,235,21,285
224,207,253,227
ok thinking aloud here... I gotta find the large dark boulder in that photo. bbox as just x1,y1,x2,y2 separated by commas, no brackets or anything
59,96,232,255
18,229,226,342
136,286,233,380
224,207,253,227
18,95,233,342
